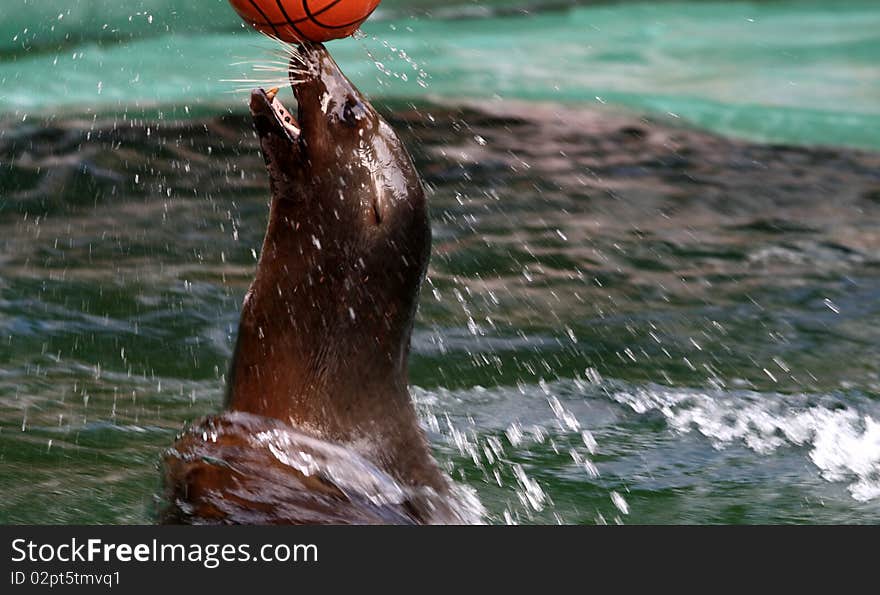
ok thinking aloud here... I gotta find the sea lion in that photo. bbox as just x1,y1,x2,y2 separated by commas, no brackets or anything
161,43,474,524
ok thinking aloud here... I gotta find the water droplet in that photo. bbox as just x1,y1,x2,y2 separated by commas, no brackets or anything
610,491,629,515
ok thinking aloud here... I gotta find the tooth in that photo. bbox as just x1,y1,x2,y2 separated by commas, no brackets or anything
266,87,279,101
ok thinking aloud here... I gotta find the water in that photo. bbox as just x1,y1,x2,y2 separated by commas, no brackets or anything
2,1,879,149
1,1,880,524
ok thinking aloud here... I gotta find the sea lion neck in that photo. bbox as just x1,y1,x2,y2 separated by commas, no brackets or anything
225,225,437,489
225,191,427,437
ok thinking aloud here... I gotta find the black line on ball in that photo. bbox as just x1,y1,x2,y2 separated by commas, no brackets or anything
245,0,345,28
248,0,285,38
275,0,312,40
302,0,372,29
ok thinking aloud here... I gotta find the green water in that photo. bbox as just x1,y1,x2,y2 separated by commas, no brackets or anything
1,1,880,524
2,103,880,523
1,1,879,149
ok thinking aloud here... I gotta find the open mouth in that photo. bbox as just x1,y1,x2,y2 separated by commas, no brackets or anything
250,86,301,144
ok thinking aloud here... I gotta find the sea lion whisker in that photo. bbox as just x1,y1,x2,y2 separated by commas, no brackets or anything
222,73,302,81
269,41,304,57
252,60,299,67
221,78,294,84
243,40,306,68
269,50,307,68
222,82,305,94
251,66,308,77
263,40,306,61
230,56,302,71
230,60,293,70
221,79,304,94
246,56,301,65
262,35,302,54
230,68,288,78
252,66,291,74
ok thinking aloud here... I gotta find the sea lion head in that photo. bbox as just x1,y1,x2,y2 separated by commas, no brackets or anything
234,43,431,444
249,42,427,240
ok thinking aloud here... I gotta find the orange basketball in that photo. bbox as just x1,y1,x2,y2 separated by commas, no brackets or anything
229,0,381,43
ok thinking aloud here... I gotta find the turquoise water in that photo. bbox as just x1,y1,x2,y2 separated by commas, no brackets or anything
1,1,879,149
2,2,880,525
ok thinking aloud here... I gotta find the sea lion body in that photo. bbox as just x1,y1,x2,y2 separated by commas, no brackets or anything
162,44,472,524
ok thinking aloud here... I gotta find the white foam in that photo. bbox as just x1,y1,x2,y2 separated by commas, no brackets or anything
610,384,880,502
416,378,880,507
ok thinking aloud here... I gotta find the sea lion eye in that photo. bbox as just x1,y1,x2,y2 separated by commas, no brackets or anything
342,97,366,127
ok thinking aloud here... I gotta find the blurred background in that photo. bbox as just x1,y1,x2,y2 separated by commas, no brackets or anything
1,0,879,524
3,0,879,147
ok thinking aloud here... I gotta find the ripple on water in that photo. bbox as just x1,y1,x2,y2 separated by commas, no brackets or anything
414,378,880,523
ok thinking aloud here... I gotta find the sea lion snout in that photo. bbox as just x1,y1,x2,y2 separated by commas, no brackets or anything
290,42,376,142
